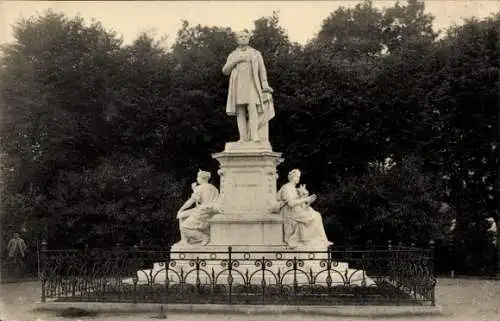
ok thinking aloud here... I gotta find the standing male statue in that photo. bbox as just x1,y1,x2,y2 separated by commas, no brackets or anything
222,29,275,143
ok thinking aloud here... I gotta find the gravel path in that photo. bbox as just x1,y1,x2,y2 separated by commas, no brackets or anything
1,278,499,321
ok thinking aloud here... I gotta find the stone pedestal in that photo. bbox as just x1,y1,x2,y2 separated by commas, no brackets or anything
209,141,284,247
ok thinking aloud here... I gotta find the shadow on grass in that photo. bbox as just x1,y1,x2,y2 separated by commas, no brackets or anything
133,309,444,319
57,307,99,318
0,277,38,284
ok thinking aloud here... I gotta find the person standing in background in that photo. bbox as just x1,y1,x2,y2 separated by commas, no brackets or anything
7,232,27,278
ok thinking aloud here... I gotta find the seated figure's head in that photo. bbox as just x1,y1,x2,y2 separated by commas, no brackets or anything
288,169,301,184
197,170,211,183
236,29,251,46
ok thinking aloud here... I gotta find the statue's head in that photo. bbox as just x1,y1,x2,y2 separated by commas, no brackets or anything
235,29,251,46
197,170,211,183
288,169,301,183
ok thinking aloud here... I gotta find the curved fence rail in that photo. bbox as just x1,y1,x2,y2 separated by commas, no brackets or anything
40,243,436,306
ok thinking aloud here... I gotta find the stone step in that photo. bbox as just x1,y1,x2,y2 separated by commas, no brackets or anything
151,260,349,273
123,266,374,287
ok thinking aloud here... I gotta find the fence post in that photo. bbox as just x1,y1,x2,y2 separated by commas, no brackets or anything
387,240,393,282
36,239,41,281
40,240,47,303
429,240,436,306
227,246,233,305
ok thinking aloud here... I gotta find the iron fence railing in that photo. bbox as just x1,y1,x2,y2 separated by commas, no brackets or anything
40,242,436,306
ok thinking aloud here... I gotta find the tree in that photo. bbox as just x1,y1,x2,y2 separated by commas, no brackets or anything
0,10,123,241
296,0,439,185
317,155,453,246
422,13,499,275
166,21,235,175
315,0,385,58
36,154,185,248
381,0,437,54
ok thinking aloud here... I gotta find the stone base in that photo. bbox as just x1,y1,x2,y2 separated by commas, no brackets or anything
121,243,375,287
168,243,333,260
223,140,273,152
124,260,371,287
208,213,285,246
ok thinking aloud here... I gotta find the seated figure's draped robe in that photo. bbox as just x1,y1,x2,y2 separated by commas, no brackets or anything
179,183,220,244
277,183,330,249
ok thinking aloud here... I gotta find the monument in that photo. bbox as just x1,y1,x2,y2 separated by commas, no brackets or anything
170,28,286,253
126,29,372,287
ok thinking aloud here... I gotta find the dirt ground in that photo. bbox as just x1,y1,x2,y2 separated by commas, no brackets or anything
0,278,499,321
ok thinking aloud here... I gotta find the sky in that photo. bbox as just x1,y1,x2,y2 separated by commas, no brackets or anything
0,1,499,47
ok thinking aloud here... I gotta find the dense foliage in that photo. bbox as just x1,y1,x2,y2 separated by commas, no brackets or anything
1,1,498,275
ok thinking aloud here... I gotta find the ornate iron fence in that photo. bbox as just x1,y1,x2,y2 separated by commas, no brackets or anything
40,242,436,306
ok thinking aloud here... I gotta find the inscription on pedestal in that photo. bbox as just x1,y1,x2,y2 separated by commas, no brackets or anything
224,170,261,213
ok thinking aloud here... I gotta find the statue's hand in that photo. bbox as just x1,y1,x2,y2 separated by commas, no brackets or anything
308,194,317,204
191,182,198,191
262,85,274,93
298,184,309,197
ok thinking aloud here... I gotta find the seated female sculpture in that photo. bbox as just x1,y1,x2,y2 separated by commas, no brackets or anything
277,169,332,249
176,170,220,245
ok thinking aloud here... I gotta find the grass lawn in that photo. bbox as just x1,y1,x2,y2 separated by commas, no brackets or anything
0,278,499,321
